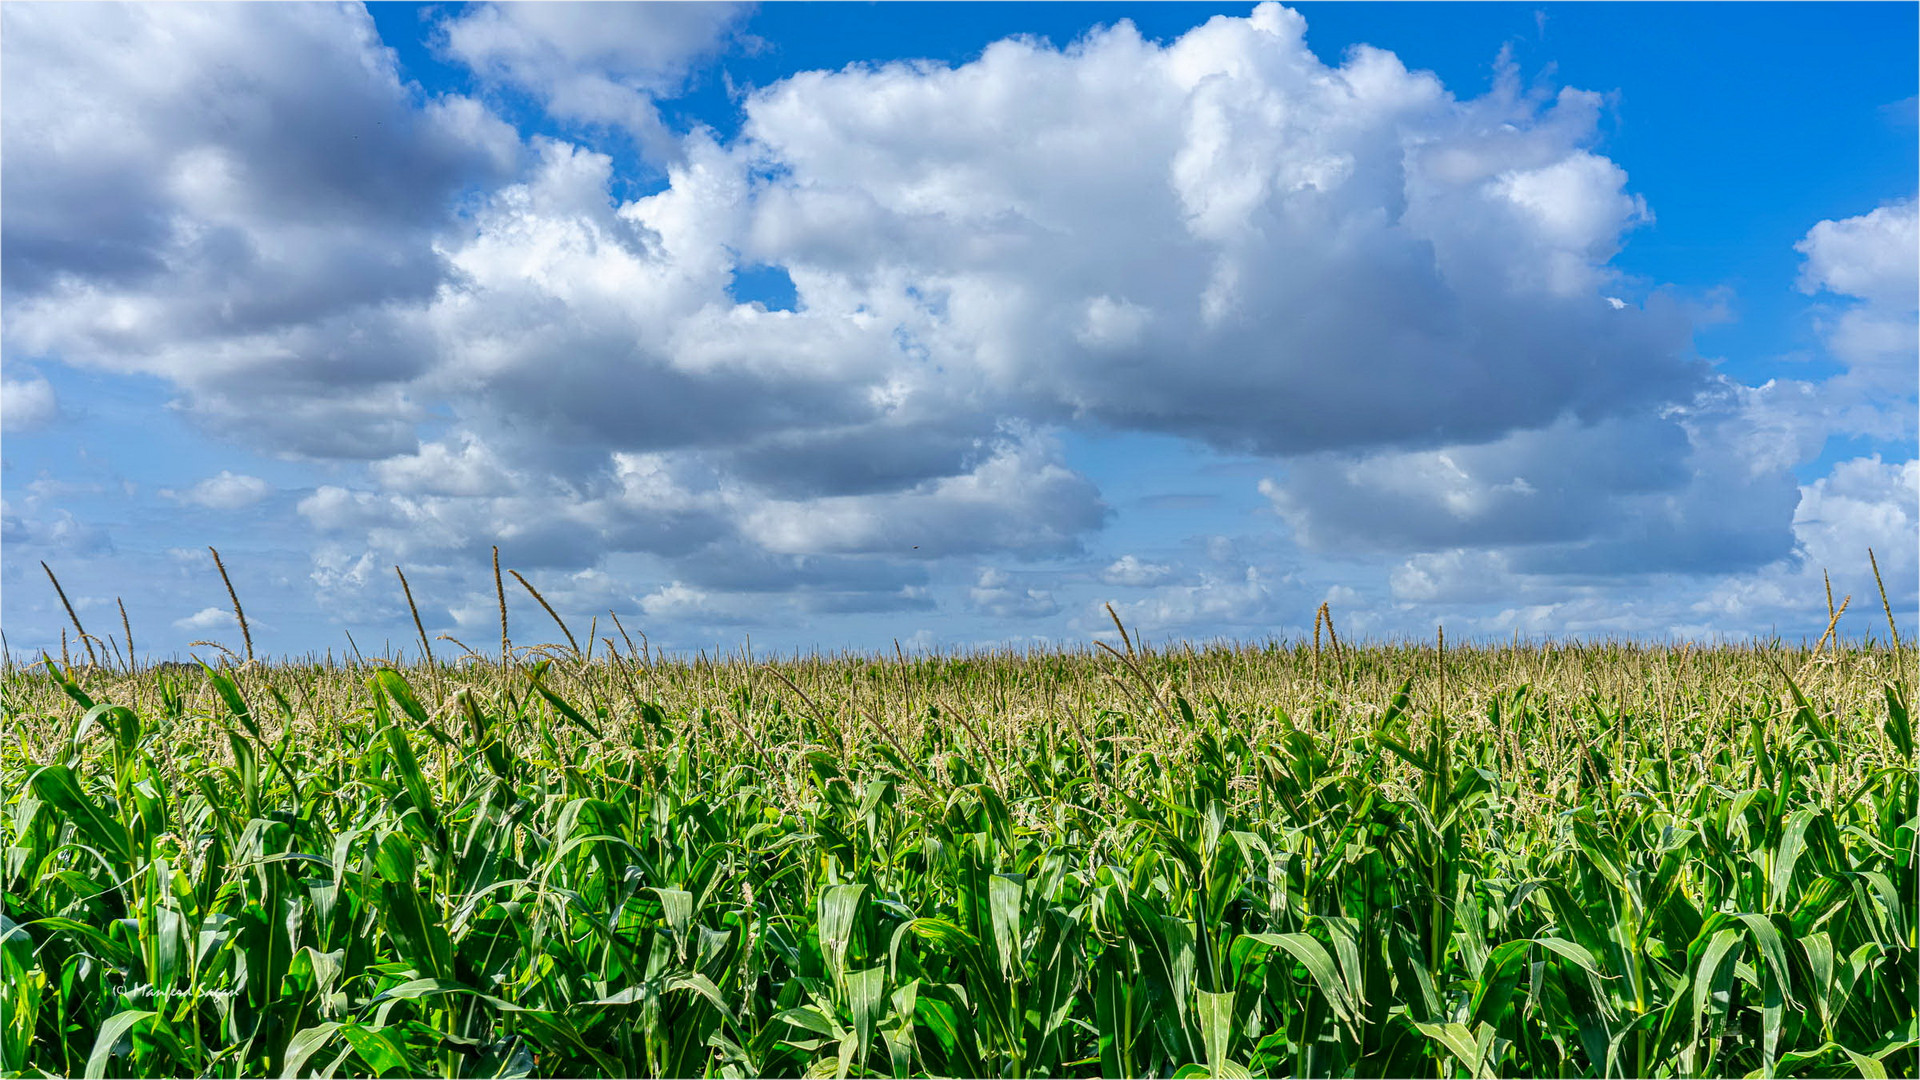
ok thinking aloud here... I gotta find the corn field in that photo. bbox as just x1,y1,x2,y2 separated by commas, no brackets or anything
2,637,1914,1078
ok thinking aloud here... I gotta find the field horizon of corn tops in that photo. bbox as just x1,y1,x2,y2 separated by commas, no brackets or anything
2,636,1915,1078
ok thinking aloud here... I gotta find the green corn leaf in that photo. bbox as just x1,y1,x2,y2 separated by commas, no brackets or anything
509,1012,624,1074
280,1022,345,1079
1096,952,1139,1080
368,976,523,1012
1772,660,1843,765
669,971,739,1024
1237,933,1357,1030
1387,920,1443,1024
652,886,694,959
1468,939,1533,1031
205,665,261,739
884,980,919,1076
1374,733,1432,773
1733,912,1799,1009
1688,927,1744,1068
1771,810,1815,912
67,703,141,762
1414,1020,1483,1078
987,873,1023,980
374,669,430,726
905,916,978,953
1533,936,1614,1018
818,883,868,988
28,765,132,868
1836,1045,1890,1079
1318,915,1368,1011
338,1023,422,1078
46,655,96,711
847,965,886,1060
380,725,439,834
526,666,603,739
1799,931,1836,1036
1777,1042,1892,1080
375,878,452,980
1196,987,1237,1077
84,1009,157,1079
1882,682,1912,758
913,990,986,1079
1378,677,1415,729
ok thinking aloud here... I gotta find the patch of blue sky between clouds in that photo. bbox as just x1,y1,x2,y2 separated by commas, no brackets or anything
730,263,799,312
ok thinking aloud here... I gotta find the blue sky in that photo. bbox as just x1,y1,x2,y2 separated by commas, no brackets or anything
4,2,1915,662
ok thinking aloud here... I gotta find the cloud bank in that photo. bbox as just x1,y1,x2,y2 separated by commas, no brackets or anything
3,2,1913,650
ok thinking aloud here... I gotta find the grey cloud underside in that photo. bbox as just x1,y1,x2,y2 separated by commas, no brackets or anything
472,354,886,457
1081,300,1699,457
671,545,929,595
1268,387,1805,577
1,181,169,295
1271,415,1693,551
720,424,989,499
988,229,1701,457
794,590,936,616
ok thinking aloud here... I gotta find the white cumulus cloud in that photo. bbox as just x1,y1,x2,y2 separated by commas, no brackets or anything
1101,564,1290,633
1103,555,1175,587
1797,199,1919,307
1,373,57,431
969,568,1061,619
439,2,749,160
1791,199,1918,436
173,606,237,631
162,471,273,510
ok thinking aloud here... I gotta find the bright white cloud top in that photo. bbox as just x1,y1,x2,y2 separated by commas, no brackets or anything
2,2,1914,657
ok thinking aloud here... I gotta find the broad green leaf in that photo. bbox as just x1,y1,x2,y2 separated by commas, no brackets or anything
28,765,131,868
1237,933,1357,1029
1196,987,1237,1077
1414,1021,1482,1077
280,1023,345,1079
847,965,885,1060
1688,927,1744,1071
987,873,1023,979
85,1010,157,1079
818,883,868,989
1468,939,1532,1031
